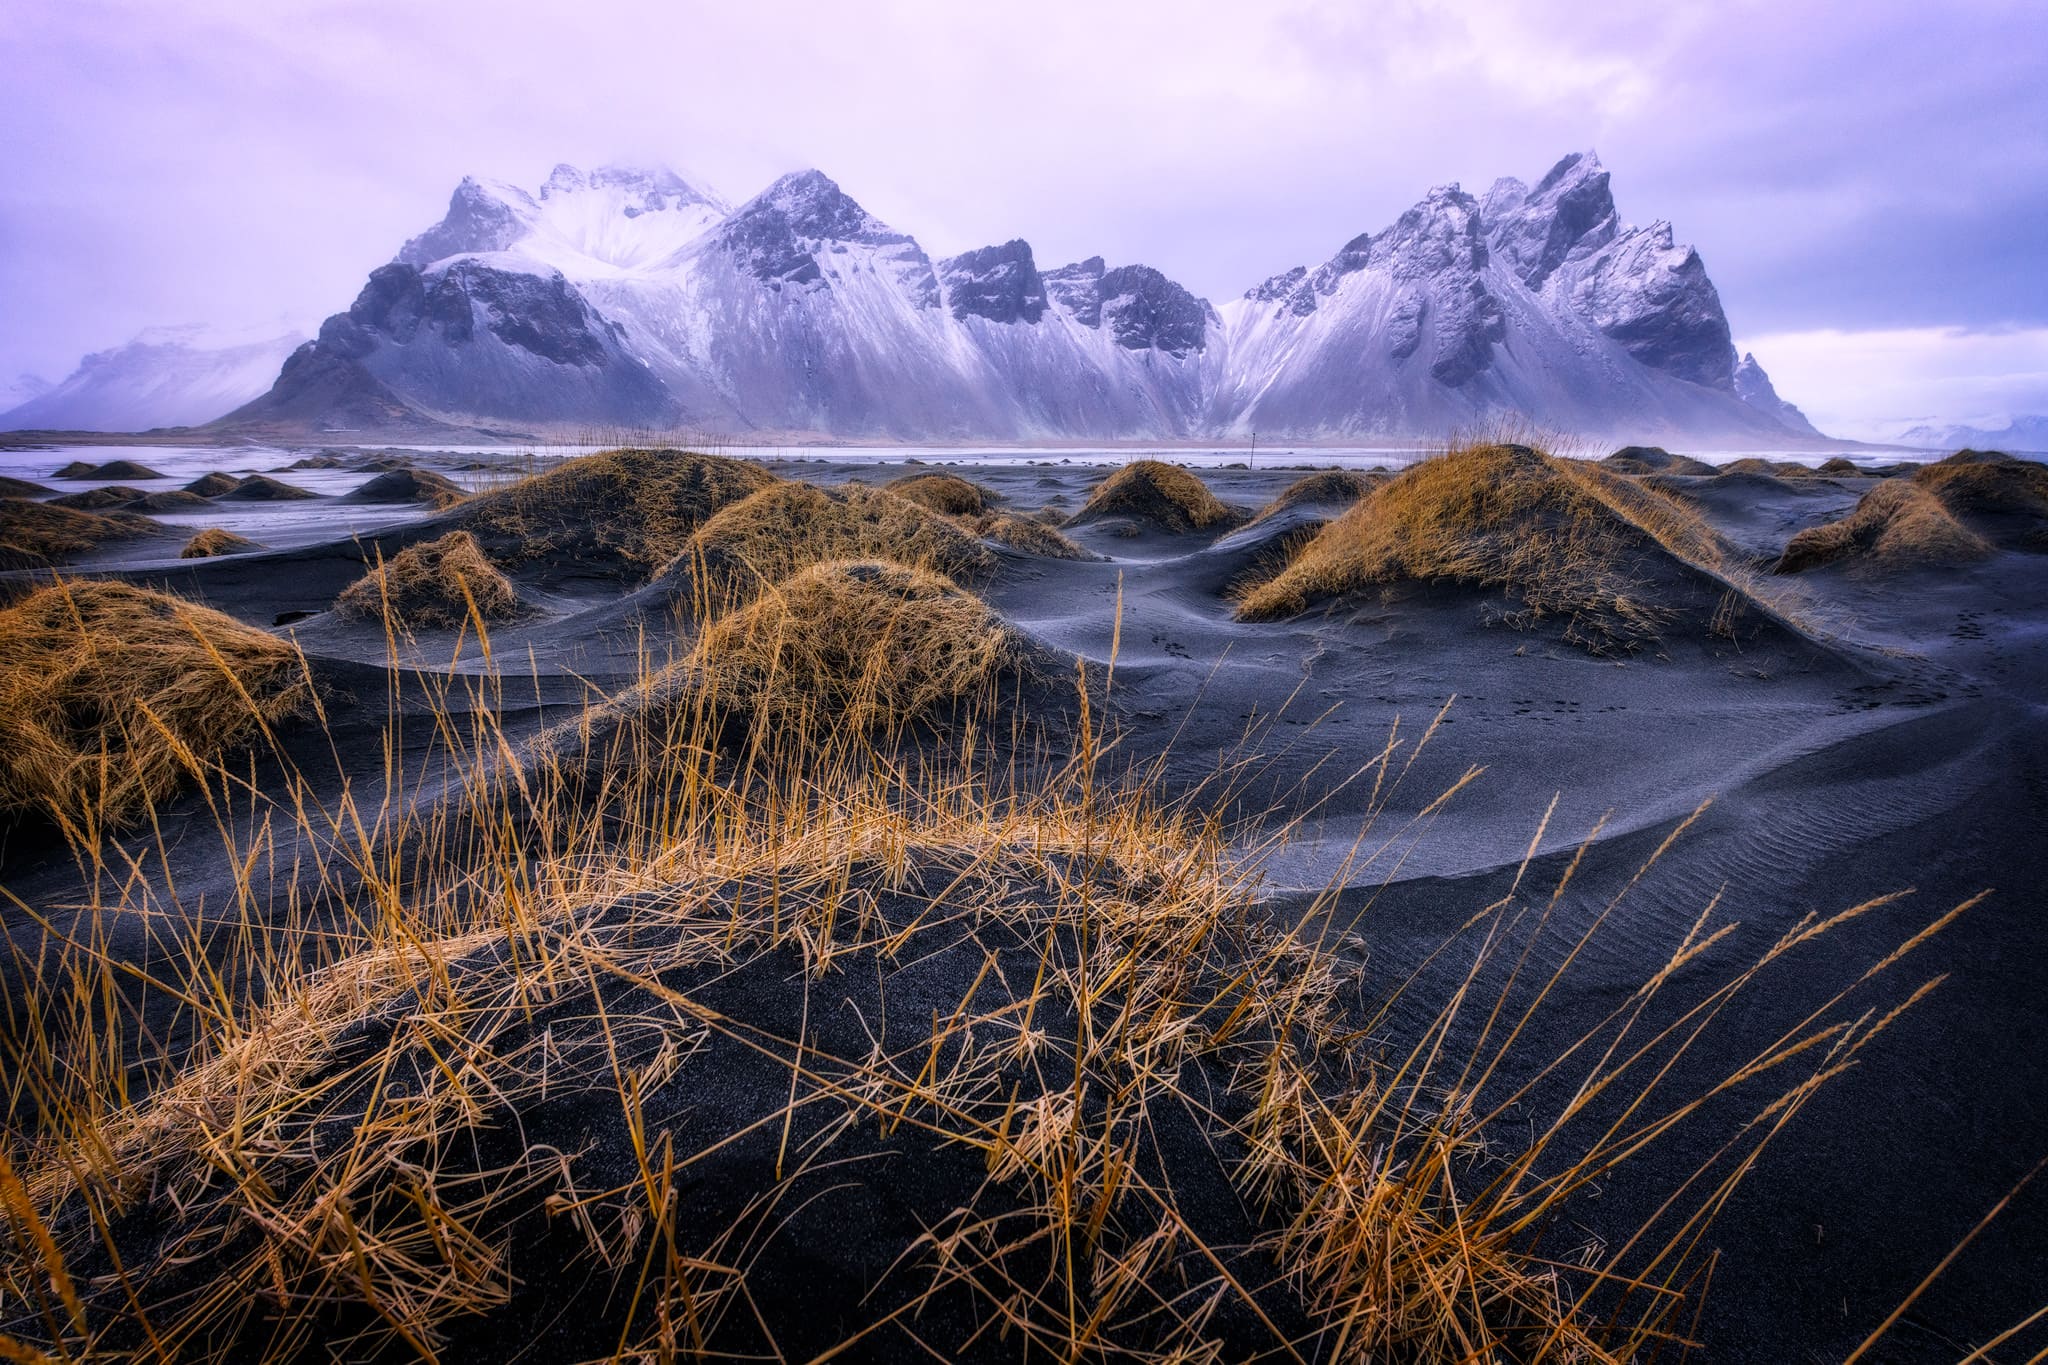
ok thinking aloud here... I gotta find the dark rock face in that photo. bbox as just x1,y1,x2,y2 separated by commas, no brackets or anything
1734,353,1823,437
1046,261,1209,357
1100,267,1210,357
938,241,1047,324
1368,187,1505,384
1487,152,1619,290
397,178,531,268
1572,225,1735,388
718,171,939,307
1043,257,1107,327
322,263,621,367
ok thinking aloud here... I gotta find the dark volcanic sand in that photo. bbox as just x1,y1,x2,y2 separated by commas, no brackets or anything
1,451,2042,1362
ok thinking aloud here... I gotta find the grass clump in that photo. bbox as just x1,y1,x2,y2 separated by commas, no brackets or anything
345,467,466,506
680,481,995,611
886,470,993,516
0,580,307,830
333,530,520,630
0,474,52,497
1602,446,1717,476
967,509,1095,559
183,471,243,497
1238,442,1736,651
1248,469,1383,526
1067,459,1240,533
1911,450,2048,547
458,447,777,578
54,458,164,481
687,558,1016,727
0,498,160,569
1776,480,1991,574
180,527,262,559
218,474,314,501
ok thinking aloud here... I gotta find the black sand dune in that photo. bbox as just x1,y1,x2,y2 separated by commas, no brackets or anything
2,446,2044,1362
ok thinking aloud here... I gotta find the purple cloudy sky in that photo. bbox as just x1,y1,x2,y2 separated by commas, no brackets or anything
2,0,2043,437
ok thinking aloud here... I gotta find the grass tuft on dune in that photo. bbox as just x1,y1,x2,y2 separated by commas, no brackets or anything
1776,480,1991,573
1247,469,1383,526
679,480,996,611
1910,450,2048,546
886,470,994,516
333,530,520,630
1238,442,1737,651
689,558,1016,727
0,497,161,570
966,509,1096,558
458,447,777,578
0,580,308,829
1067,459,1240,533
179,527,262,559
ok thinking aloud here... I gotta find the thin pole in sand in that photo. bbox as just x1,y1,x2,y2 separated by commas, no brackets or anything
1249,429,1257,468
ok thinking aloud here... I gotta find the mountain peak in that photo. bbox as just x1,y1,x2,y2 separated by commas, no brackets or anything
1490,150,1617,289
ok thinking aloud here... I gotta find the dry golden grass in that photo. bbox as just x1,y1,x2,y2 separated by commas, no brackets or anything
459,447,778,576
672,558,1017,729
1717,457,1783,478
0,619,1966,1361
0,497,160,570
0,580,308,831
179,527,261,559
1238,443,1734,650
1602,446,1717,477
1818,457,1863,477
333,530,520,630
1912,451,2048,520
182,471,242,497
1247,469,1382,526
679,480,996,611
1776,480,1991,574
966,509,1094,558
1068,459,1239,533
886,470,993,516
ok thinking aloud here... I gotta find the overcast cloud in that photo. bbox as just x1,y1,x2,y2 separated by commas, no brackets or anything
2,0,2043,432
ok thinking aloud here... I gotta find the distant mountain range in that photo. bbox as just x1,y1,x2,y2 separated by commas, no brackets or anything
1894,415,2048,454
7,154,1833,444
0,325,304,432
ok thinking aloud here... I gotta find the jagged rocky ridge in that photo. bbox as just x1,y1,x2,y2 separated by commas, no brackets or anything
221,153,1825,444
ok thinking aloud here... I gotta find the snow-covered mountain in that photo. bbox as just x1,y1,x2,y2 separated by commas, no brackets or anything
1895,415,2048,454
3,324,305,432
223,154,1829,444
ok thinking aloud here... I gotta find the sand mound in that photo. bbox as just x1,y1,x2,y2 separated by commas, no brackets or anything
967,509,1095,559
1067,459,1240,533
681,481,995,610
219,473,315,501
50,486,209,513
0,498,161,570
54,458,165,481
180,527,262,558
0,474,50,497
344,467,465,505
687,559,1016,727
1239,442,1740,651
1818,457,1863,477
281,453,349,470
48,485,151,511
1775,480,1990,574
1602,445,1717,476
0,581,307,828
458,447,777,578
1910,451,2048,546
1248,469,1382,525
183,471,243,497
333,530,521,630
885,470,993,516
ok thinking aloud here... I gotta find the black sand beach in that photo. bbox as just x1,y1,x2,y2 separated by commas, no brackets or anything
2,443,2042,1361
